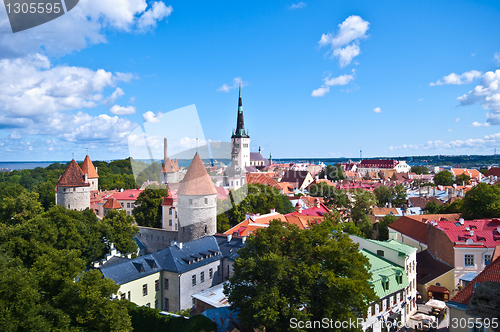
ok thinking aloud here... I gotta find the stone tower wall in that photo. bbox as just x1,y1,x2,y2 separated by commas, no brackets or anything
89,178,98,191
56,186,90,211
177,193,217,243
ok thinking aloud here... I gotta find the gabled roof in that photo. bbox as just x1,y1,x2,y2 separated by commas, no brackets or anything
172,159,180,172
56,159,90,187
178,153,217,196
485,167,500,177
388,216,429,244
408,196,443,209
246,173,281,190
103,197,122,209
432,218,500,248
450,256,500,305
359,159,398,168
108,189,143,201
280,170,311,188
81,155,99,178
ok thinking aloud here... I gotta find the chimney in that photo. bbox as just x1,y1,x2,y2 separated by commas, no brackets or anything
433,186,437,196
419,187,423,197
126,253,132,259
164,138,168,164
110,247,117,256
110,243,114,249
459,218,464,225
227,234,232,242
95,167,98,175
176,242,183,250
93,261,100,268
84,173,88,182
242,236,246,243
270,208,276,213
470,230,474,237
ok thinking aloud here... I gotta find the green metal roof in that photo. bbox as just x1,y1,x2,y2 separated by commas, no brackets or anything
365,238,417,256
362,249,409,299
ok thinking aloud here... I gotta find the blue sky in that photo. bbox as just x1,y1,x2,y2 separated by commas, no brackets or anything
1,0,500,161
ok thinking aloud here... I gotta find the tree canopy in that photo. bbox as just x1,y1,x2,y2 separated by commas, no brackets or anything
317,164,346,181
410,165,429,175
460,183,500,219
373,185,406,208
132,188,169,228
433,170,455,186
225,219,377,332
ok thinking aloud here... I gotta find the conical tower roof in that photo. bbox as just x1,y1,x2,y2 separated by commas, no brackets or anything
57,159,90,187
81,155,99,178
103,197,122,209
177,153,217,196
231,83,249,139
163,158,174,173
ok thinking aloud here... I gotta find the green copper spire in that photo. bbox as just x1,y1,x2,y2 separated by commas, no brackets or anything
232,81,249,139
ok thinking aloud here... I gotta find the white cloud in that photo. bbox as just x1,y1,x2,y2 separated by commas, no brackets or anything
217,77,247,92
372,107,381,113
388,132,500,152
104,87,125,104
311,87,330,97
0,54,133,128
311,71,355,97
8,132,21,139
471,121,490,127
457,70,500,125
448,129,452,132
0,0,173,59
495,52,500,66
142,110,163,123
290,2,306,9
455,118,460,122
129,96,137,103
318,15,370,67
419,98,423,102
110,105,136,115
430,70,482,86
137,2,173,31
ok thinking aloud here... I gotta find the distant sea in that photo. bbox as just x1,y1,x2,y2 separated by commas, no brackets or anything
0,161,65,171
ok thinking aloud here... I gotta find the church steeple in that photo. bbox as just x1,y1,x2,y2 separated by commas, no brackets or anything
232,83,249,138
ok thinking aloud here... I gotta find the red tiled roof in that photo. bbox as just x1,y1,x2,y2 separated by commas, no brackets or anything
246,173,281,190
103,197,122,209
108,189,143,201
450,255,500,305
359,159,398,168
286,204,329,217
56,159,90,187
485,167,500,177
81,155,98,178
432,218,500,248
388,216,429,244
177,153,217,196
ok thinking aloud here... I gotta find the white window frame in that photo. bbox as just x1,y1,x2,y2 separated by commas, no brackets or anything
465,254,475,267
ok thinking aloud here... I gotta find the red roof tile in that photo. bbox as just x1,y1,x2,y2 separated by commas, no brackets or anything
81,155,99,178
163,158,174,173
451,255,500,305
246,173,281,190
177,153,217,196
388,216,429,244
108,189,143,201
103,197,122,209
56,159,90,187
432,218,500,248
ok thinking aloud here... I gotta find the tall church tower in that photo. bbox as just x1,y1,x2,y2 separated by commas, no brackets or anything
231,84,250,169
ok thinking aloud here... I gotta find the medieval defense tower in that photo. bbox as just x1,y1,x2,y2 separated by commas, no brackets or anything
176,153,217,242
55,159,91,211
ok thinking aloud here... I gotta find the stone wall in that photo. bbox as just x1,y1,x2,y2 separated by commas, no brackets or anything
177,194,217,243
136,227,178,254
56,186,90,211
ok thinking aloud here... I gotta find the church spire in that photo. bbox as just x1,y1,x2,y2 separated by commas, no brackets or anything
232,82,249,138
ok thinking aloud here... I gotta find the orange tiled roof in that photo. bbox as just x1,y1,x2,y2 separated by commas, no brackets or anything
163,158,174,173
278,182,294,194
56,159,90,187
451,168,482,179
246,173,281,190
103,197,122,209
81,155,99,178
177,153,217,196
371,207,399,216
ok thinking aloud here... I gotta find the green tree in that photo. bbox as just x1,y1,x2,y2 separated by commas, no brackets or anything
461,183,500,219
317,164,346,181
433,170,455,186
373,185,392,207
132,188,168,228
225,219,377,331
101,210,139,255
351,190,376,224
0,190,43,225
33,181,57,211
411,165,429,175
377,215,398,241
392,184,407,207
455,173,471,185
424,201,440,214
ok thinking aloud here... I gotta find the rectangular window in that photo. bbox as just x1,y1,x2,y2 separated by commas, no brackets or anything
192,298,196,306
121,203,124,207
217,265,221,275
164,298,169,311
169,208,172,215
204,198,208,204
164,278,169,290
485,254,492,267
192,275,196,286
201,271,205,283
209,268,213,279
127,203,131,208
143,284,148,296
465,254,475,266
155,279,159,291
128,291,131,300
121,293,126,300
377,250,384,257
155,299,158,309
189,199,193,205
